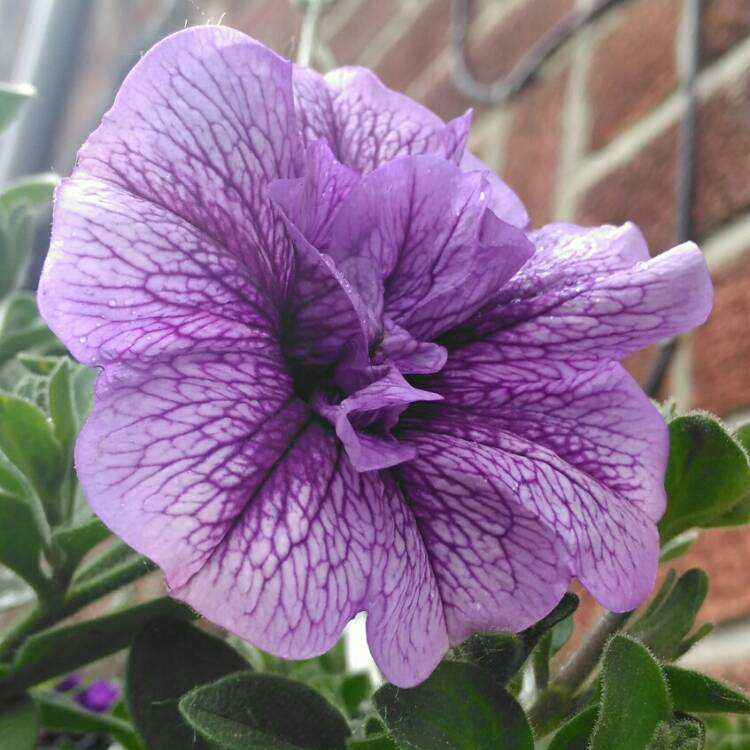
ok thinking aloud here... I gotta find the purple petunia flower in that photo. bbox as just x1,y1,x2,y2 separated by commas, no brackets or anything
38,26,712,687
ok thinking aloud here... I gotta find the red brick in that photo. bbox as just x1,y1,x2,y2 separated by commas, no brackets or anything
419,0,571,123
374,0,452,92
691,250,750,416
467,0,573,84
676,527,750,625
420,72,475,122
706,661,750,693
229,0,302,58
701,0,750,63
504,69,569,226
587,0,679,151
327,0,399,64
576,125,678,253
693,73,750,238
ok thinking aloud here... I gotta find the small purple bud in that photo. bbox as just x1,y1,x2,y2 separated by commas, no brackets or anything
75,680,120,713
55,673,82,692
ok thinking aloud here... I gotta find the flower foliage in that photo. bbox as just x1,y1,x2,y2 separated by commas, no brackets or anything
38,26,712,686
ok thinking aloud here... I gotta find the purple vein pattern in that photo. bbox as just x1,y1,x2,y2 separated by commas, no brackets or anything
38,26,713,687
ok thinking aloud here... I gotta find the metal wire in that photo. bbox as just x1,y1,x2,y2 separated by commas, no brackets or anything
644,0,702,398
449,0,623,106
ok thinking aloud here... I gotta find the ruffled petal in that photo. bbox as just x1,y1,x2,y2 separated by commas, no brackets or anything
270,206,370,371
314,367,441,471
446,223,713,372
375,318,447,375
327,155,533,340
427,362,667,521
38,178,279,366
75,350,306,589
268,141,359,250
71,26,302,298
172,423,448,687
395,431,571,642
292,65,527,226
294,66,468,172
461,150,529,228
400,411,659,613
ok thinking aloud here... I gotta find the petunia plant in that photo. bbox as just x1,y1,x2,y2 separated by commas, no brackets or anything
0,25,749,749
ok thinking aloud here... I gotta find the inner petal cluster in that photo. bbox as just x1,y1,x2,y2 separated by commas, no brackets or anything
269,142,533,470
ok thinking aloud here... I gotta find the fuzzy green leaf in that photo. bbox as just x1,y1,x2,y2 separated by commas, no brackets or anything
547,705,598,750
127,617,249,750
590,635,672,750
375,661,533,750
629,569,708,661
660,414,750,541
665,666,750,715
179,671,351,750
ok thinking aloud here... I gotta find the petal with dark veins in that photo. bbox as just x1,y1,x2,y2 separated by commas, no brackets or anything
173,423,449,687
270,192,373,370
293,66,468,172
73,26,302,299
268,141,359,250
426,362,667,521
395,432,571,642
293,65,527,225
461,150,529,228
399,415,659,614
327,155,533,340
375,318,447,375
75,350,307,590
38,177,279,367
445,223,713,372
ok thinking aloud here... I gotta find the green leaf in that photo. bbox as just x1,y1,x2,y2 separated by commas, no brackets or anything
660,530,700,563
0,394,64,524
456,593,578,684
0,82,34,132
0,493,52,596
0,597,193,698
590,635,672,750
49,517,110,577
0,172,58,214
705,425,750,528
34,690,143,750
340,672,373,718
454,631,525,683
347,735,399,749
547,705,598,750
127,617,249,750
665,666,750,715
649,715,705,749
16,353,61,376
0,293,59,368
629,569,708,660
0,693,38,749
375,661,533,750
179,671,351,750
72,539,140,584
660,414,750,541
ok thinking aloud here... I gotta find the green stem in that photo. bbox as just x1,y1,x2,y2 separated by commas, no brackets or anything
0,554,155,662
527,609,632,733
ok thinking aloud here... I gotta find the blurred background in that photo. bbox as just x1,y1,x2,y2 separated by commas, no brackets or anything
1,0,749,689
